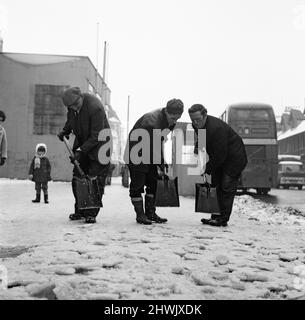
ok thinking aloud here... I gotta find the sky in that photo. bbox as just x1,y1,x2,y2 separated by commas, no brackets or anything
1,0,305,127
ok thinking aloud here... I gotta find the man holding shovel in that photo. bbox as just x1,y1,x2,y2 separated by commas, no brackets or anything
58,87,111,223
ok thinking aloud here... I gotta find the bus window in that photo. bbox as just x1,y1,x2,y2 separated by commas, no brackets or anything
283,164,302,172
231,109,271,120
232,109,251,120
251,110,270,120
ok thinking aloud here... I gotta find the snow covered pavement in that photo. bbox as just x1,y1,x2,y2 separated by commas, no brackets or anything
1,178,305,300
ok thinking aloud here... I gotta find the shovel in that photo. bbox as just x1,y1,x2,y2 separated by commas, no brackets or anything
63,137,102,210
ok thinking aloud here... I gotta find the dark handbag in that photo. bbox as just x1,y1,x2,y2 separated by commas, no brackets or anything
195,182,220,213
155,176,180,207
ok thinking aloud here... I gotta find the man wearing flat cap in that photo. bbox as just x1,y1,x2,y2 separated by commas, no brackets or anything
58,87,112,223
124,99,184,225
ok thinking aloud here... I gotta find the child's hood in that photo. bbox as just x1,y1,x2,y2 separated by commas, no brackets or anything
35,143,47,156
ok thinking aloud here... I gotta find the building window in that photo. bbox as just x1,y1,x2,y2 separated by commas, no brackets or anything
33,84,68,135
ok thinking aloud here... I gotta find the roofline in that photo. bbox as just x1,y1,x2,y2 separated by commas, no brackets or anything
0,51,89,59
0,51,111,92
228,103,273,109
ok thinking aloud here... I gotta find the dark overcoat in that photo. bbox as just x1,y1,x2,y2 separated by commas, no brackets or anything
124,108,173,173
29,157,51,183
194,115,247,183
61,93,112,163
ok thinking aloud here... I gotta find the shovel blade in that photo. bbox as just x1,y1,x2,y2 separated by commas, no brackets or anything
74,176,103,210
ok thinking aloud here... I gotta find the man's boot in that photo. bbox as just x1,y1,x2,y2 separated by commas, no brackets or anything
201,216,228,227
84,208,98,224
32,193,41,203
145,194,167,223
69,204,84,221
132,198,152,225
205,218,228,227
201,214,220,224
44,194,49,204
85,216,96,223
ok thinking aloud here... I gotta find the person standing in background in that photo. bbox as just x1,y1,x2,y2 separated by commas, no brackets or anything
29,143,52,204
0,110,7,167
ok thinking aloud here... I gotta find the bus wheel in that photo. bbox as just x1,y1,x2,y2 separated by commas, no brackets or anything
262,189,269,195
298,186,303,190
241,188,247,194
256,188,262,195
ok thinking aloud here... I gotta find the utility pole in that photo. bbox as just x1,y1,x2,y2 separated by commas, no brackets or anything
102,41,107,106
96,22,100,95
127,95,130,139
0,30,3,52
122,95,131,188
102,41,107,83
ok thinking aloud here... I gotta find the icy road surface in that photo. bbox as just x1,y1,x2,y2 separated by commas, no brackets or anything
1,178,305,300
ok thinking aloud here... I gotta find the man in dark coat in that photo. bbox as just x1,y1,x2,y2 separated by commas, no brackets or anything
58,87,112,224
188,104,247,227
124,99,184,224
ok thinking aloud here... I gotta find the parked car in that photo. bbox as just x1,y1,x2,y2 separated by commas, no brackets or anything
277,155,305,190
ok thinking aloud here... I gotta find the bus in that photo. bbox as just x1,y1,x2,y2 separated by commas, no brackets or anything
220,103,278,195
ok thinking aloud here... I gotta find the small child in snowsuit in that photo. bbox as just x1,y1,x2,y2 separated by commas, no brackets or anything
29,143,51,204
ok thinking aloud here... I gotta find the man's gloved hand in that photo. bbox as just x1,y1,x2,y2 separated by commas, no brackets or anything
201,173,212,184
157,163,169,178
69,150,82,164
29,174,33,180
0,157,6,166
57,131,69,142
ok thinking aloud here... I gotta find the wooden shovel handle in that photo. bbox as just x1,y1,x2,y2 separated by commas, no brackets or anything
63,137,86,177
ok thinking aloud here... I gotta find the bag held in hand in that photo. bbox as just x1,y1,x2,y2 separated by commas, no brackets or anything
155,176,180,207
195,182,220,213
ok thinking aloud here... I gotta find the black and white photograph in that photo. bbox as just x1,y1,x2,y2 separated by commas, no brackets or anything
1,0,305,308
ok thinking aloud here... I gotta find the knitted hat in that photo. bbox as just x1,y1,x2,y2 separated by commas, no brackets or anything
166,99,184,114
62,87,82,107
36,143,47,154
